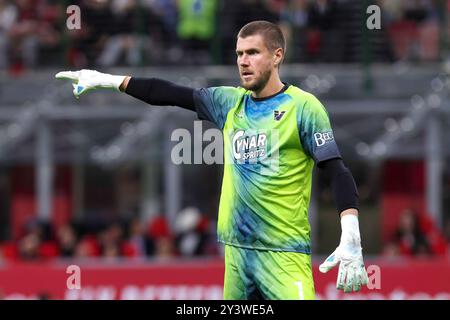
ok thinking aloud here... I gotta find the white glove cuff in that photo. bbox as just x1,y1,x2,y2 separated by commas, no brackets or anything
340,214,361,249
106,74,127,91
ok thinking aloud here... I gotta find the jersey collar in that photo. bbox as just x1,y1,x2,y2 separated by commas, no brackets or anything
250,83,290,102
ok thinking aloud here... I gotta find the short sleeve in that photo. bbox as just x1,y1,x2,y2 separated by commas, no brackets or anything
297,93,341,165
193,86,244,129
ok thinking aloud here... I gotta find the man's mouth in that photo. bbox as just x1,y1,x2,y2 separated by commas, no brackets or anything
241,71,253,80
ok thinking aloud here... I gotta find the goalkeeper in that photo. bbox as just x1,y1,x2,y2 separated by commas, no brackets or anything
56,20,368,299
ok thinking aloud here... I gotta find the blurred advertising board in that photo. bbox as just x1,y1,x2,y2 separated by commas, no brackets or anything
0,258,448,300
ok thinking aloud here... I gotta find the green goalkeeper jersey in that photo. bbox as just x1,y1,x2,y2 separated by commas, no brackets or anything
193,84,341,254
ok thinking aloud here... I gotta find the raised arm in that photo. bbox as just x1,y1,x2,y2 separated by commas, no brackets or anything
123,77,195,111
55,69,196,111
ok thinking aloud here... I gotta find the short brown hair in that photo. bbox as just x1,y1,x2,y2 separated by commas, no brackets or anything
237,20,286,53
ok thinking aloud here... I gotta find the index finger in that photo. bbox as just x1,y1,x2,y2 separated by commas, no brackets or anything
55,71,80,81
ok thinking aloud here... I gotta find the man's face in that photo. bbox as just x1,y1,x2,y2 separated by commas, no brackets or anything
236,34,277,92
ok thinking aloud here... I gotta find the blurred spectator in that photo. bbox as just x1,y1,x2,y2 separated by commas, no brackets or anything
0,0,18,69
416,211,449,256
306,0,342,62
74,234,101,258
8,0,40,71
308,0,338,30
382,241,401,258
202,217,220,256
18,232,41,260
3,0,63,72
385,0,440,62
17,219,45,260
0,211,221,261
173,206,210,256
66,0,115,68
218,0,280,64
176,0,218,64
17,219,59,260
234,0,279,28
391,209,432,256
35,0,64,66
96,0,142,67
378,0,403,24
56,223,78,257
0,0,446,67
280,0,309,62
122,217,155,258
98,221,124,259
148,214,171,239
139,0,173,64
151,0,178,40
147,214,175,258
154,236,175,259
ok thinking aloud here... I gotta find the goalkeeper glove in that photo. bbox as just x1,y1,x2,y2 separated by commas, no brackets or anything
319,214,369,293
55,69,127,98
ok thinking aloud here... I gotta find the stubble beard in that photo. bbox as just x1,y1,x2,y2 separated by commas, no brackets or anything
240,68,272,93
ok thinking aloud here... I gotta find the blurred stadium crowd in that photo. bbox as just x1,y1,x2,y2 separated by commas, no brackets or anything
1,192,448,263
383,208,449,257
0,206,219,262
0,0,446,73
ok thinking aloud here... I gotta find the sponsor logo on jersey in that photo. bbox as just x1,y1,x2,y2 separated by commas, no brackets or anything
273,110,286,121
314,131,334,147
232,130,267,161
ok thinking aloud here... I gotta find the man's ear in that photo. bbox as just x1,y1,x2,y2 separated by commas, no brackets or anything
274,48,284,67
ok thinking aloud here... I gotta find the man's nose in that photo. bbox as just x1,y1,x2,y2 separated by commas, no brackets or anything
239,55,249,66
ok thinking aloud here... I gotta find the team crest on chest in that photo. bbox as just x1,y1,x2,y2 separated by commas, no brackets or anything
274,110,286,121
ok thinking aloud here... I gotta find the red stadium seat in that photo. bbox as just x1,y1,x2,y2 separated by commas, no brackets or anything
39,241,60,259
0,242,19,261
